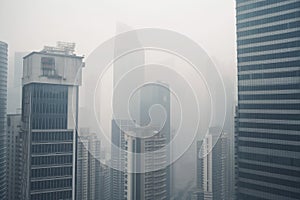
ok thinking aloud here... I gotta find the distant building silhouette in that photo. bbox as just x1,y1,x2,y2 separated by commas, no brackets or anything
111,24,171,200
76,128,102,200
7,52,28,114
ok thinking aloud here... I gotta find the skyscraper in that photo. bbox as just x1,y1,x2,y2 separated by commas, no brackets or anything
76,129,102,200
6,114,22,200
197,127,230,200
21,42,84,200
140,82,171,199
111,24,171,200
124,128,167,200
110,24,145,200
100,161,111,200
111,120,167,200
236,1,300,199
110,119,127,200
111,120,168,200
0,41,8,200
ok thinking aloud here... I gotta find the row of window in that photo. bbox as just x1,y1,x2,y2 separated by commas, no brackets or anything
238,39,300,55
239,60,300,72
32,84,68,100
239,102,300,110
32,131,73,142
239,112,300,120
238,161,300,178
31,166,72,178
237,2,300,21
237,0,288,12
32,101,68,114
238,152,300,167
238,11,300,29
31,178,72,191
239,70,300,80
32,117,67,130
240,171,300,188
239,122,300,131
238,30,300,46
239,131,300,141
237,193,262,200
42,68,57,77
239,93,300,100
238,50,300,63
238,181,300,199
31,155,73,166
31,143,73,154
239,140,300,152
238,83,300,91
31,190,72,200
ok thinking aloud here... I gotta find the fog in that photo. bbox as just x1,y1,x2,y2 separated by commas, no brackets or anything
1,0,237,195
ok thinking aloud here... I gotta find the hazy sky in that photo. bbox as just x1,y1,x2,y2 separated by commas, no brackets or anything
0,0,236,76
1,0,237,192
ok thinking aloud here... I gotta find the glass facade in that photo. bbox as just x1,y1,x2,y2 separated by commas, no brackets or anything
22,83,74,200
236,1,300,200
0,41,7,199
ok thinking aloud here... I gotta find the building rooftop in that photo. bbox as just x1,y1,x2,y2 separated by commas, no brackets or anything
23,41,84,59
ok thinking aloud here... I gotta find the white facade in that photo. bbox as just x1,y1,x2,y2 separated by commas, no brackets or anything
125,130,167,200
197,128,230,200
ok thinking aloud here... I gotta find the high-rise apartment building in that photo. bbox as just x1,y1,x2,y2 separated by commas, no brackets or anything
110,119,127,200
236,1,300,199
197,127,230,200
140,83,171,199
100,161,111,200
76,129,101,200
111,120,168,200
6,114,22,200
0,41,8,199
21,42,84,200
125,129,167,200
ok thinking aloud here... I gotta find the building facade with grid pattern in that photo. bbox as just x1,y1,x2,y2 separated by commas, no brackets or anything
21,43,83,200
235,1,300,199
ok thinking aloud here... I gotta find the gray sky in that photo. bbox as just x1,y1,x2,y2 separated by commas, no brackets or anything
1,0,237,192
0,0,236,76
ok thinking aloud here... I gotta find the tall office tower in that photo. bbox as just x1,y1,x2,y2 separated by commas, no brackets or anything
76,129,101,200
6,114,22,200
235,1,300,199
21,42,84,200
0,41,8,199
197,127,230,200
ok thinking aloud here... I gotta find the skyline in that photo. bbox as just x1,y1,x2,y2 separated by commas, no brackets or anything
1,0,300,200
